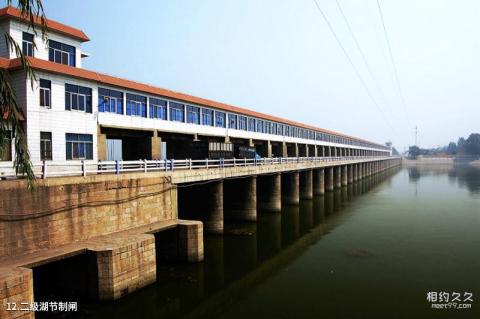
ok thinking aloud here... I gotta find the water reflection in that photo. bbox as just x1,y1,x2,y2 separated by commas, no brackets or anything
72,167,400,319
407,164,480,195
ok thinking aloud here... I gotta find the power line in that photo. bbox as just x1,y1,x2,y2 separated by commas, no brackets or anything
376,0,412,128
311,0,398,140
334,0,395,120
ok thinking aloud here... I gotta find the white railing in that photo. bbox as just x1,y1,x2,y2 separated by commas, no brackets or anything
0,156,397,180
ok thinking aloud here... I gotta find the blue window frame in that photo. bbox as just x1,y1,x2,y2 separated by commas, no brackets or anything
202,108,213,126
238,116,247,130
228,114,237,129
187,105,200,124
170,102,185,122
49,40,75,66
277,124,283,135
22,32,34,57
215,111,226,128
65,84,92,113
256,119,264,133
263,121,269,134
126,93,147,117
65,133,93,160
149,97,167,120
248,118,255,132
98,88,123,114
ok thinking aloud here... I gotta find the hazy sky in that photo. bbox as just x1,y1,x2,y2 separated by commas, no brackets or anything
42,0,480,151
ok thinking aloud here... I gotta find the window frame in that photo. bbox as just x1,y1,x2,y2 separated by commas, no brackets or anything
40,131,52,161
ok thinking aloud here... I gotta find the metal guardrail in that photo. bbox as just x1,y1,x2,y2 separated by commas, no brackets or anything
0,156,398,180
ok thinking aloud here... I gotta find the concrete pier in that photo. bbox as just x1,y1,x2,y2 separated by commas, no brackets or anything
341,165,348,186
325,167,334,192
224,176,257,222
334,166,342,188
300,170,313,200
348,165,354,184
179,180,224,234
353,164,358,182
257,174,282,212
313,168,325,195
282,171,300,205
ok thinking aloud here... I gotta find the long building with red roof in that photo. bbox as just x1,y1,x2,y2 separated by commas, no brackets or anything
0,6,390,164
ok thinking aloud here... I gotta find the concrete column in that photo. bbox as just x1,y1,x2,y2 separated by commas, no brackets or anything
282,172,299,204
334,166,342,188
305,144,309,158
313,168,325,195
224,176,257,222
359,163,364,179
281,142,288,157
325,167,334,191
257,174,281,212
348,164,353,184
341,165,348,186
94,233,157,300
151,130,162,160
179,180,223,234
294,144,299,157
299,170,313,199
97,125,107,161
266,141,272,158
353,164,358,182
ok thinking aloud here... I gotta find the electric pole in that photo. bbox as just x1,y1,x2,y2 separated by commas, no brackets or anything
414,126,418,146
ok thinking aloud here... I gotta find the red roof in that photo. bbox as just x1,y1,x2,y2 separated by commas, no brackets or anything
0,6,89,42
1,56,386,148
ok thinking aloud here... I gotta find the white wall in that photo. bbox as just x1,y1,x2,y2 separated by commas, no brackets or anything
25,71,97,162
6,19,83,67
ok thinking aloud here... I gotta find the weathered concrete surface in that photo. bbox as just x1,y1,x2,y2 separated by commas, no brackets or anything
170,157,394,184
313,168,325,195
299,170,313,200
282,171,300,205
0,173,177,259
257,174,281,212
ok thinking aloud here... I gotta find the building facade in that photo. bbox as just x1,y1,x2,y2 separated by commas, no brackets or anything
0,7,391,166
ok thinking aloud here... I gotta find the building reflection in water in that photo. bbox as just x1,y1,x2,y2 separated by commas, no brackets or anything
76,167,400,319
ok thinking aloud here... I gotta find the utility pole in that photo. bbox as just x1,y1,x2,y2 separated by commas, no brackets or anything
414,126,418,146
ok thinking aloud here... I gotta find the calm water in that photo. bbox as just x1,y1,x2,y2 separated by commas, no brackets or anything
74,165,480,319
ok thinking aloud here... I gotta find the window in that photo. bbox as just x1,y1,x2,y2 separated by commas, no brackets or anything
22,32,34,57
187,105,200,124
65,84,92,113
39,79,51,108
256,119,264,133
0,130,12,161
40,132,52,160
277,124,283,135
49,40,75,66
215,111,226,128
228,114,237,129
149,97,167,119
99,88,123,114
263,121,269,134
202,108,213,126
238,116,247,130
271,122,277,135
65,133,93,160
126,93,147,117
248,118,255,132
170,102,185,122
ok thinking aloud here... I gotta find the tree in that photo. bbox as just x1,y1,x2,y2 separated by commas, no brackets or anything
0,0,47,188
446,142,457,155
465,133,480,155
457,137,466,154
408,145,420,159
